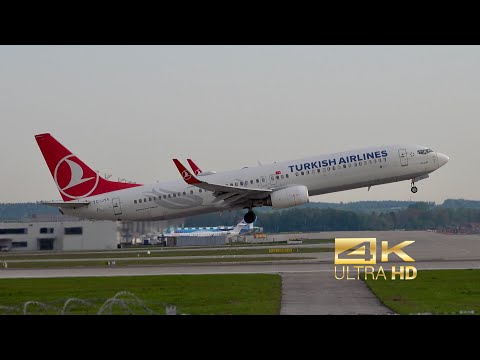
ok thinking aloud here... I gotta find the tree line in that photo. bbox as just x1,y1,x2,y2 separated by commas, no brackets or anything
1,201,480,233
183,203,480,232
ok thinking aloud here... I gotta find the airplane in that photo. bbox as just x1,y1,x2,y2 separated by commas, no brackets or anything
163,220,249,237
34,133,449,224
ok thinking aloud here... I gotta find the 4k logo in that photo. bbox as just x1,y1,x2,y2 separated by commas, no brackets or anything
335,238,415,265
335,238,376,265
334,238,417,280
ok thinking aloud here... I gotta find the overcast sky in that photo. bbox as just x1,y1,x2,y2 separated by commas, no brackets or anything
1,45,478,204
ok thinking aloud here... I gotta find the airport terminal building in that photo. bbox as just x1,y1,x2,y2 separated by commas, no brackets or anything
0,215,184,251
0,216,118,251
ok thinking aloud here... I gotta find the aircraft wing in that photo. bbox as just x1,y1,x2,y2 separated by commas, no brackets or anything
173,159,271,208
38,200,90,209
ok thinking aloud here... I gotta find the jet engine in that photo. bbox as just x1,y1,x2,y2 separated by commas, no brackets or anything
267,185,309,209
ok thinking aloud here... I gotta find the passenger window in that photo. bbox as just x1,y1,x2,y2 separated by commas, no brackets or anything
190,190,193,194
235,182,238,186
354,162,357,167
322,168,326,172
230,183,233,186
296,172,299,176
199,189,202,193
343,164,346,168
250,180,254,184
256,179,259,183
369,160,372,164
281,175,284,179
139,199,142,203
240,181,243,185
144,198,147,202
149,197,152,201
332,166,336,170
373,159,377,163
364,161,367,165
317,169,321,173
178,193,181,196
183,192,186,195
262,178,265,182
359,162,362,166
276,175,279,180
286,174,289,178
327,167,331,171
168,194,171,198
271,176,274,181
134,200,137,204
301,171,304,175
173,194,176,197
306,170,309,175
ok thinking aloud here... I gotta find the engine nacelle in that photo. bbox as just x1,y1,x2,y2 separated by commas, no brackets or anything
268,185,309,209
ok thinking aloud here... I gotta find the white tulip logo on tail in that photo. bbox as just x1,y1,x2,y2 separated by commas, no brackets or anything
54,155,99,199
182,170,191,181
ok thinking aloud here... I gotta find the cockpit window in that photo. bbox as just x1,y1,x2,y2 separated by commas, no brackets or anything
417,148,434,155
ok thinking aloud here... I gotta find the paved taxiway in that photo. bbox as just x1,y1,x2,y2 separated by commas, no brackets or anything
0,259,478,279
1,231,479,314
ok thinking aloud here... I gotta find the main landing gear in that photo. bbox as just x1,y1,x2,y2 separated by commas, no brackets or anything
244,209,257,224
411,180,418,194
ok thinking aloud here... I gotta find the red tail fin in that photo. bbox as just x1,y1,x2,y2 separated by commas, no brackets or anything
35,133,141,201
187,159,203,175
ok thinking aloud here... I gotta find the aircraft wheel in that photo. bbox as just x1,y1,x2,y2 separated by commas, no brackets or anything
411,186,418,193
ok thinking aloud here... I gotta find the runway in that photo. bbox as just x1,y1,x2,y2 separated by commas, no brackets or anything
0,259,478,279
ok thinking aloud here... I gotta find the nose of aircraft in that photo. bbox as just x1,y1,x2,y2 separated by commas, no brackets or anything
437,152,449,168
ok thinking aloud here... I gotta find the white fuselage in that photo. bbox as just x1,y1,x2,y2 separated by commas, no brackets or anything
62,144,448,221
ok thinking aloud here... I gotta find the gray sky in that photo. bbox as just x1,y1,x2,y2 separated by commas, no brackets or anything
1,45,478,204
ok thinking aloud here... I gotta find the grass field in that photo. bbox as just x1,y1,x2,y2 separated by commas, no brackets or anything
0,246,331,261
0,256,314,269
0,274,282,315
364,269,480,315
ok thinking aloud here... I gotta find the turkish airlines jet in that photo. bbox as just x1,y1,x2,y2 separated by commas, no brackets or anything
35,133,449,224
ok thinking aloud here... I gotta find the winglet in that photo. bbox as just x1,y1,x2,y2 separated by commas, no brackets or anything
187,159,202,175
173,159,202,185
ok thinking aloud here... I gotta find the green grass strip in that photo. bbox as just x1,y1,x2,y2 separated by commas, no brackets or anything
364,269,480,315
2,256,315,269
0,274,282,315
0,247,330,261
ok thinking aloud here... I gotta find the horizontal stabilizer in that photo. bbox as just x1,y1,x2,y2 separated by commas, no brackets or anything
38,200,90,209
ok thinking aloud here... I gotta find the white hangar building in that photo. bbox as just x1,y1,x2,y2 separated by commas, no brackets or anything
0,216,118,251
0,214,185,252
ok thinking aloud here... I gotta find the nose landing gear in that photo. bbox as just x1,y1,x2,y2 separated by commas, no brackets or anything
411,180,418,193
